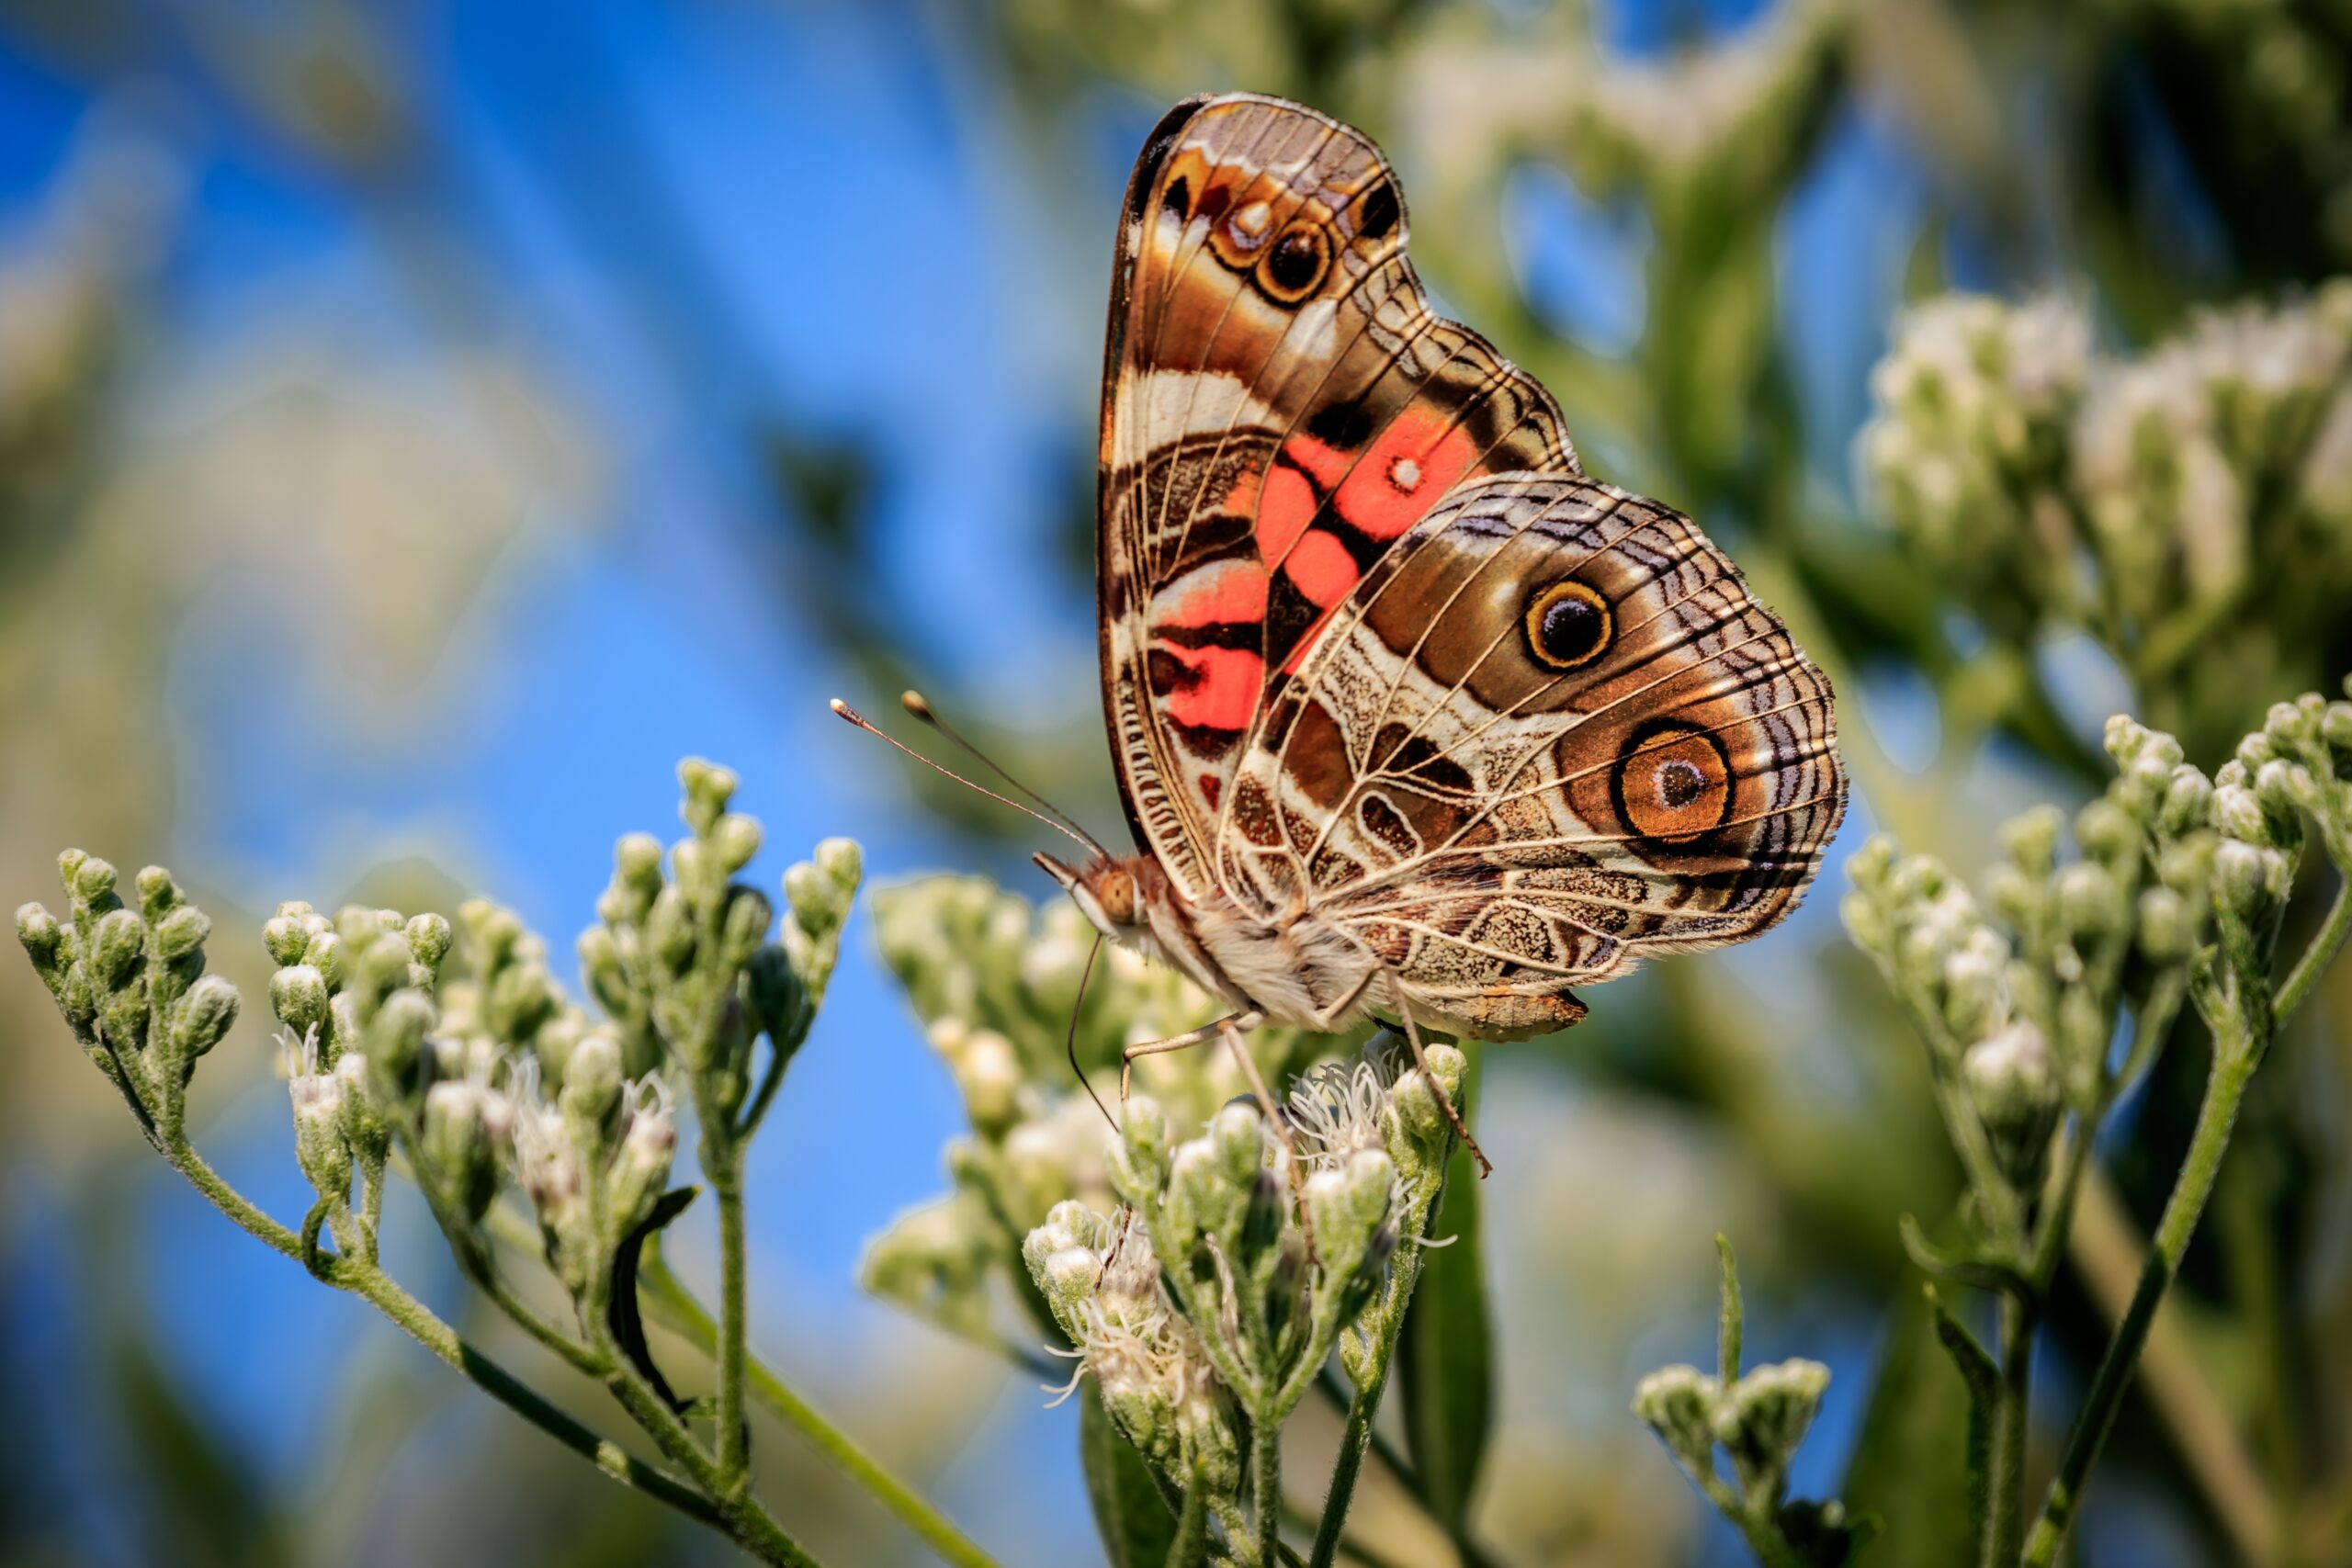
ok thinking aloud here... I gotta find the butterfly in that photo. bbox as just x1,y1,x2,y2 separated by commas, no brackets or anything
850,94,1845,1171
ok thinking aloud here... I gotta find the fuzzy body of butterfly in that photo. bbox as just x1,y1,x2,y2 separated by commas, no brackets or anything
840,94,1846,1171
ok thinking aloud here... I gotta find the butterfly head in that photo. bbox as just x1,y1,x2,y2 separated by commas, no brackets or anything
1034,851,1152,941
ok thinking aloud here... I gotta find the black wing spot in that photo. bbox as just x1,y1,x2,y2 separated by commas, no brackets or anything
1127,97,1207,221
1163,175,1191,217
1306,399,1374,450
1357,180,1400,240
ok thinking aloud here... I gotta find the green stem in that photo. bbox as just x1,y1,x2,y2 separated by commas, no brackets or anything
636,1252,1003,1568
2022,1033,2260,1565
152,1136,784,1552
2272,874,2351,1025
600,1348,819,1566
712,1149,752,1485
1983,1292,2036,1566
1308,1208,1446,1568
1252,1419,1283,1568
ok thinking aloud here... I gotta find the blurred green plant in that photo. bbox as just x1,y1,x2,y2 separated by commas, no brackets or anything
17,760,1000,1568
1635,679,2352,1565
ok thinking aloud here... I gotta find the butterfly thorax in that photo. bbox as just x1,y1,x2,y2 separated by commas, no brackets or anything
1035,850,1380,1029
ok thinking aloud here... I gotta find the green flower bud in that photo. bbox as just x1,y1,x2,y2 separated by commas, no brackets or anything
677,757,738,835
134,865,178,919
172,975,240,1058
1111,1095,1170,1204
605,1079,677,1238
2136,886,2195,963
302,931,347,989
153,905,211,963
92,908,143,988
263,902,322,966
2000,806,2063,875
721,886,774,966
2321,701,2352,753
56,848,87,895
1838,890,1885,953
647,886,694,975
2053,862,2123,942
814,836,863,895
2160,766,2214,835
2213,839,2277,916
1845,835,1895,892
290,1070,353,1201
1238,1167,1285,1266
560,1030,624,1144
2075,798,2136,863
1633,1364,1722,1481
71,854,118,906
404,912,452,974
1715,1359,1830,1509
953,1030,1023,1136
366,988,435,1089
421,1079,501,1224
17,902,62,976
710,813,763,875
1964,1020,2061,1185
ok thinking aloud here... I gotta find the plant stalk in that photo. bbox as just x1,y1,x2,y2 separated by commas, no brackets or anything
637,1251,1003,1568
2022,1034,2260,1564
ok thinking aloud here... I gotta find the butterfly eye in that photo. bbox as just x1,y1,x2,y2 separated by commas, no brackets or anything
1094,866,1138,925
1256,223,1330,304
1615,725,1733,841
1523,581,1611,671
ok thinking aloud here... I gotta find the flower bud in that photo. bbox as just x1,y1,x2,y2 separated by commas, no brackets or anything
1110,1095,1170,1203
2075,798,2136,863
71,853,118,906
2213,839,2277,916
646,886,694,975
605,1079,678,1236
1999,806,2063,875
710,813,763,875
560,1030,624,1140
290,1070,353,1201
134,865,177,919
2135,886,2194,963
1964,1020,2061,1186
953,1030,1022,1136
2053,862,2122,942
404,912,452,974
2160,766,2214,835
422,1079,501,1223
1714,1359,1830,1508
152,905,211,963
365,988,435,1089
2215,782,2268,844
172,975,240,1058
17,902,62,976
92,908,143,988
1633,1364,1721,1480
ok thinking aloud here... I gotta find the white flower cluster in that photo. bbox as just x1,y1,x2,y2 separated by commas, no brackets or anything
1865,284,2352,740
860,874,1360,1354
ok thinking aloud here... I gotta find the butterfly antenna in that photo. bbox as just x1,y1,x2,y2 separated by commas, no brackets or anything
829,698,1102,857
1065,932,1114,1128
899,690,1110,858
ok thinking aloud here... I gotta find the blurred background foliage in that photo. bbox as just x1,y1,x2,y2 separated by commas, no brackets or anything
1,1,2347,1564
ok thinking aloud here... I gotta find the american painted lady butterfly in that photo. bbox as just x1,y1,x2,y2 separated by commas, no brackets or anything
849,95,1845,1170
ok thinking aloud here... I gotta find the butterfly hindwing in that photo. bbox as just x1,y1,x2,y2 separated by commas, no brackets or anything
1098,94,1577,902
1223,475,1845,1036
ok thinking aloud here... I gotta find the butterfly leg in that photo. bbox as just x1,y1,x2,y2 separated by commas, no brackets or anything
1120,1010,1261,1099
1393,991,1493,1179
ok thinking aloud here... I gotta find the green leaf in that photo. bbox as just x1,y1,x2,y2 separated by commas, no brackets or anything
1164,1467,1212,1568
1839,1276,1977,1568
1080,1381,1178,1568
609,1185,700,1411
1397,1050,1494,1531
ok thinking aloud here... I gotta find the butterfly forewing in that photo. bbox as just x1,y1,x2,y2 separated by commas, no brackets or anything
1099,94,1577,902
1095,95,1844,1040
